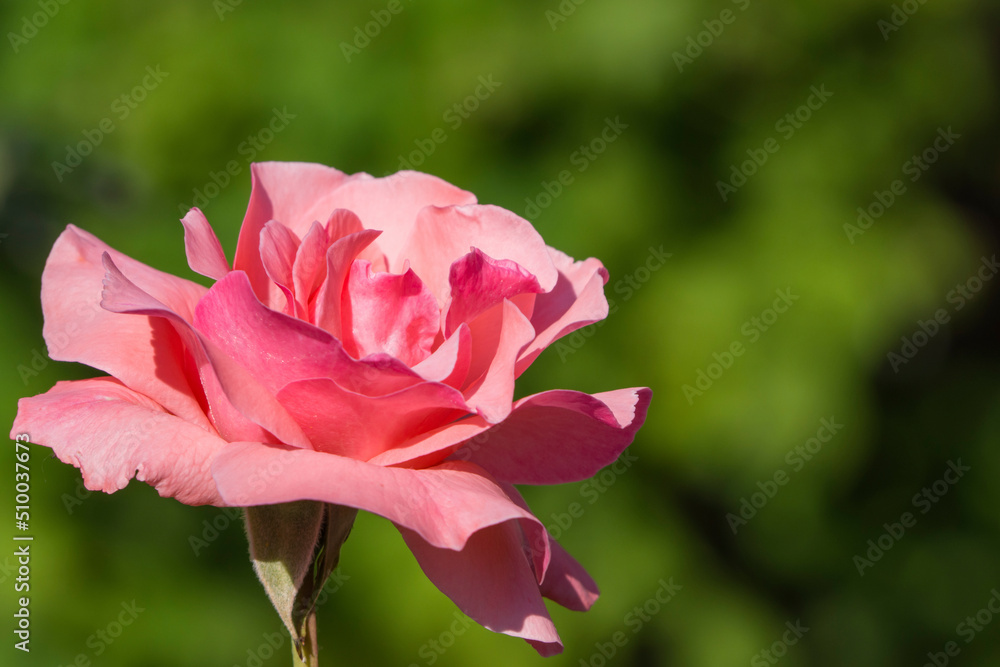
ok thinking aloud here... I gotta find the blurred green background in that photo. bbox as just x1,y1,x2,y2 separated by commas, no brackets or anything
2,1,999,665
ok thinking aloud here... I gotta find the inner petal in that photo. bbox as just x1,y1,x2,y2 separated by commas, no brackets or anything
341,260,440,367
445,248,542,337
259,220,301,315
276,378,469,460
292,220,331,317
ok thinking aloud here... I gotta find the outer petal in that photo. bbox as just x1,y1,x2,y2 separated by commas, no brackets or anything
540,538,601,612
364,381,651,477
275,378,469,460
398,522,563,656
181,208,231,281
452,387,652,485
517,248,610,376
11,378,228,506
321,170,477,271
405,205,558,305
340,260,440,367
41,225,211,431
211,446,538,552
234,162,357,301
500,483,599,611
101,256,311,448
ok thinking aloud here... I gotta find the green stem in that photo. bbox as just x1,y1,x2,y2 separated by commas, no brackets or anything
291,612,318,666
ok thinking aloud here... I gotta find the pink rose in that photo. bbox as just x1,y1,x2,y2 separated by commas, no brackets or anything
12,162,650,655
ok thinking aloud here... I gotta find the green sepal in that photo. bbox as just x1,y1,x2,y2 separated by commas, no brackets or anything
244,502,358,664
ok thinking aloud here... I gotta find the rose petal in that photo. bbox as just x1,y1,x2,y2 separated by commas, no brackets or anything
517,248,609,376
320,170,477,271
411,323,472,388
325,207,364,241
234,162,359,301
181,208,231,281
276,378,469,460
462,300,536,423
452,387,651,485
259,221,299,284
211,446,538,551
445,249,542,337
353,375,651,479
398,522,563,656
101,255,311,448
539,537,601,611
193,269,421,397
323,208,390,274
366,413,491,469
40,225,212,431
11,378,228,506
340,260,440,367
405,204,558,305
292,220,330,314
487,483,551,584
499,483,598,610
313,227,382,339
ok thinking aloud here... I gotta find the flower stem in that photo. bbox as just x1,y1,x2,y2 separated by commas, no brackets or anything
291,612,318,666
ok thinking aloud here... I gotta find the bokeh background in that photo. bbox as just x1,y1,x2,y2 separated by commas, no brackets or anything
2,1,999,665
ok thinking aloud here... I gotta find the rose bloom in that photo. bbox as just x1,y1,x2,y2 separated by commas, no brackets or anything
12,162,650,655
